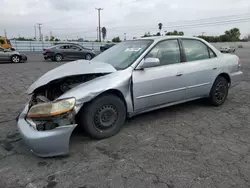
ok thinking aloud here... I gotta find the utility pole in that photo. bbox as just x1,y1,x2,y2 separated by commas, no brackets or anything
96,27,99,41
34,25,37,40
95,8,103,42
37,23,42,41
4,29,7,38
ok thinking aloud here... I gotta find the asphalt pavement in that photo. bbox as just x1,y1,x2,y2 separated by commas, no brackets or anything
0,49,250,188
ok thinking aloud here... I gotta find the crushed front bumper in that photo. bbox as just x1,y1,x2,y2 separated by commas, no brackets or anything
17,104,77,157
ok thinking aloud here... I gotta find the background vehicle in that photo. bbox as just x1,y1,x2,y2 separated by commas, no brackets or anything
100,43,116,52
0,37,13,49
43,43,96,62
220,46,236,53
0,47,27,63
18,36,242,157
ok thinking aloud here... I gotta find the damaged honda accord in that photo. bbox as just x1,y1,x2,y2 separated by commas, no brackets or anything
17,36,242,157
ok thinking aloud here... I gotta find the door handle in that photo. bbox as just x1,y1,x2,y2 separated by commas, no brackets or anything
213,68,217,70
176,73,183,76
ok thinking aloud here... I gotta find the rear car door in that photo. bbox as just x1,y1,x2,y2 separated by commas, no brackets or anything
58,45,73,59
180,39,219,99
132,39,187,111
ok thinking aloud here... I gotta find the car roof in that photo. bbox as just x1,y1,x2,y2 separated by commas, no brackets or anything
136,36,203,42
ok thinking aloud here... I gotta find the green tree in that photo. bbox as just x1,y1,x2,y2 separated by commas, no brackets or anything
112,36,121,43
158,23,163,34
165,30,184,36
224,28,241,41
102,27,107,41
49,36,55,41
54,38,60,42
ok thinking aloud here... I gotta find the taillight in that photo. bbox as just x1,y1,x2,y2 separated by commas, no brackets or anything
238,58,241,68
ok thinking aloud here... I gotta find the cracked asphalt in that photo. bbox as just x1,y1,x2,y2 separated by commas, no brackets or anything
0,49,250,188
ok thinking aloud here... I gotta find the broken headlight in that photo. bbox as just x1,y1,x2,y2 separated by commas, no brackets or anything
27,98,76,118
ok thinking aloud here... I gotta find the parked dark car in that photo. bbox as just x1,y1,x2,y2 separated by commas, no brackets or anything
43,43,96,62
100,43,115,52
0,47,27,63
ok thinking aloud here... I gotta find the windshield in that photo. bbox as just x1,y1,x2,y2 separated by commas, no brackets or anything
92,40,153,70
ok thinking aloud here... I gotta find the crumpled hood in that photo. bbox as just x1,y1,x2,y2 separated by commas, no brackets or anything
27,60,117,94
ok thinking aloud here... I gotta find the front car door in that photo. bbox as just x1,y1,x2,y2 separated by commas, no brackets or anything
132,39,187,111
180,39,219,99
70,45,85,59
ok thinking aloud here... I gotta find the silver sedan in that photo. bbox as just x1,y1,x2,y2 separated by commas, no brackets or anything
0,47,27,63
17,36,243,157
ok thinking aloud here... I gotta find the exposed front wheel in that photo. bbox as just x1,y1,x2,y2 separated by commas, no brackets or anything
209,76,229,106
11,55,20,63
79,94,126,139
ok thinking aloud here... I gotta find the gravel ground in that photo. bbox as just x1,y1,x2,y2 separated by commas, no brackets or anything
0,49,250,188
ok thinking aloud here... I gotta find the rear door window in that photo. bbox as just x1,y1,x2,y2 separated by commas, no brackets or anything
182,39,210,62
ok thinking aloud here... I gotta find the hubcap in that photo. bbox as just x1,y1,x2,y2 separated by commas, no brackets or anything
215,82,228,101
12,56,19,63
56,55,62,61
94,105,118,130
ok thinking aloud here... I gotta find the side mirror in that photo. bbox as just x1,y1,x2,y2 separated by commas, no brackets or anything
139,58,160,69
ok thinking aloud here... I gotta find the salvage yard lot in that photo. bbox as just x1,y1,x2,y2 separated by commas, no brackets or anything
0,49,250,188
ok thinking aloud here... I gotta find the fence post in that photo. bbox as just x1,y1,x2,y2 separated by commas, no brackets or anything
15,40,17,51
42,40,44,51
30,41,32,51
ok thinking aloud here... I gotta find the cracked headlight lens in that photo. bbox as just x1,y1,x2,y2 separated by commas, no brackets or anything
27,98,76,118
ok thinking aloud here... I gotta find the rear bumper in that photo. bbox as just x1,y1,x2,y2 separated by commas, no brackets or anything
43,52,55,59
230,71,243,87
17,104,77,157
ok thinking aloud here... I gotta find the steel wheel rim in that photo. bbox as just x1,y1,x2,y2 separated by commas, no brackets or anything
215,82,227,101
93,104,118,131
12,56,19,63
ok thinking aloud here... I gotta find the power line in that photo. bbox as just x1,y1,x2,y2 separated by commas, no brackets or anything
43,13,250,31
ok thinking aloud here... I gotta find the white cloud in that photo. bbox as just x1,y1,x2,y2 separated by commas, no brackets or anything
1,0,250,40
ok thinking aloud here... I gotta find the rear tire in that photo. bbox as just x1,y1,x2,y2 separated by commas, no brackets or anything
79,94,126,139
85,53,92,60
55,54,63,62
209,76,229,106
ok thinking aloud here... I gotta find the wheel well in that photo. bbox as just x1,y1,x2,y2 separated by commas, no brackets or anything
218,73,231,84
98,89,127,110
76,89,127,123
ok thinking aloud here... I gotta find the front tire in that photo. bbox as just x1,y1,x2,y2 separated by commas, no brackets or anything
11,55,20,63
79,94,126,139
209,76,229,106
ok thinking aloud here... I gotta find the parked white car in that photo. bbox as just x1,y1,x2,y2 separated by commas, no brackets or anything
220,46,236,53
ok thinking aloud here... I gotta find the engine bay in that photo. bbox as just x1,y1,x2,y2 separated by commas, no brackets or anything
31,73,104,105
